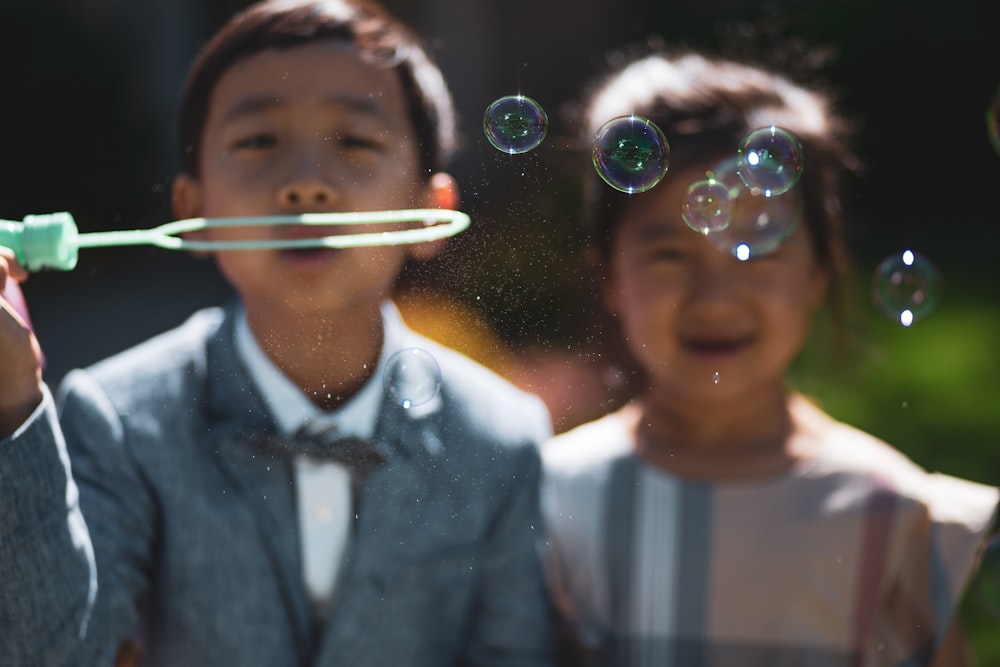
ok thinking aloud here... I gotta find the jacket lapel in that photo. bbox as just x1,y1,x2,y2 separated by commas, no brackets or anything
314,346,448,663
203,305,314,659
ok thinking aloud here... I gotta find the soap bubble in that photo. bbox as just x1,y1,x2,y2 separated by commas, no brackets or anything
736,126,804,197
871,249,942,327
483,94,548,154
383,347,441,409
592,115,670,193
682,177,733,234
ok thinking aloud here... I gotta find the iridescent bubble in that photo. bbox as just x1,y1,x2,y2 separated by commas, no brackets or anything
736,126,804,197
987,84,1000,157
383,347,441,409
592,115,670,194
682,177,733,234
871,249,942,326
699,156,801,259
483,94,548,154
972,532,1000,617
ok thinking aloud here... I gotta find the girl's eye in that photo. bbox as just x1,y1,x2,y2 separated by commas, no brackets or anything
231,133,277,151
652,247,686,261
338,135,381,151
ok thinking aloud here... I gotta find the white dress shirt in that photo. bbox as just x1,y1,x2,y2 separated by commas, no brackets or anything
234,304,389,620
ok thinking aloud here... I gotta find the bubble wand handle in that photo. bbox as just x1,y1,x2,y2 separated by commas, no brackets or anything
0,209,470,272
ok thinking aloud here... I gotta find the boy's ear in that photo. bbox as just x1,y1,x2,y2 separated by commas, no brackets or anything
171,174,212,258
408,172,460,261
172,174,203,220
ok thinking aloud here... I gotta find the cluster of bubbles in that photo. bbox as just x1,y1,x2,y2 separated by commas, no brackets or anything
477,89,1000,613
681,129,804,262
383,347,441,409
482,95,947,326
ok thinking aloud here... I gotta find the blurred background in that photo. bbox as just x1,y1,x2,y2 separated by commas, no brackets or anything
2,0,999,654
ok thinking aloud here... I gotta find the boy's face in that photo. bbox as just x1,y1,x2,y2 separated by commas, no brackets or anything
172,40,453,318
601,158,829,403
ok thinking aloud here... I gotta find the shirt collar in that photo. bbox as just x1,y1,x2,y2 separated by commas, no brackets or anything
234,302,405,438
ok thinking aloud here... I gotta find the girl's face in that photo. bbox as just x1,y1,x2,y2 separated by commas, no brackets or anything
601,158,829,404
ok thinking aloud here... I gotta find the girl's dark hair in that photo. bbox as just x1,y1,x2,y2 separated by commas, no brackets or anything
574,47,861,335
177,0,457,179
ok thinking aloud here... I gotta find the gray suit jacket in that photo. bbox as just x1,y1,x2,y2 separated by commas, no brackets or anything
0,302,558,667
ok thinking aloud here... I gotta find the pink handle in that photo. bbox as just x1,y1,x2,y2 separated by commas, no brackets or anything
2,280,46,369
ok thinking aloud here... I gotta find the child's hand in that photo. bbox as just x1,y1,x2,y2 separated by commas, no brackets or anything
0,250,44,438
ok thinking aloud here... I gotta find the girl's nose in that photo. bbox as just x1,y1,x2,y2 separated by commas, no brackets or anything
278,179,337,209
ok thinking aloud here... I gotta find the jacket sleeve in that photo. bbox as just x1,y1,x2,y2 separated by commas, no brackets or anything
0,385,97,666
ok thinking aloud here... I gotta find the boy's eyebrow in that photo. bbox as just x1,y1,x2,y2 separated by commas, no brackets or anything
219,93,383,125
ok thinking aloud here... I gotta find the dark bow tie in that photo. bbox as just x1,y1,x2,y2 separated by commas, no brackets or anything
244,421,386,481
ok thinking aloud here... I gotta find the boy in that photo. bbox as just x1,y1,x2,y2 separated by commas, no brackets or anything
0,1,558,665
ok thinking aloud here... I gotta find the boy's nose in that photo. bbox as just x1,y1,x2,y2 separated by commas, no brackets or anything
278,180,337,209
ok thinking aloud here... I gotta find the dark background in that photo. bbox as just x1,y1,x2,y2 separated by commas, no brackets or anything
3,0,1000,653
2,0,997,379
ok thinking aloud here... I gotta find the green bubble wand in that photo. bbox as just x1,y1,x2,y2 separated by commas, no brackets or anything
0,209,471,272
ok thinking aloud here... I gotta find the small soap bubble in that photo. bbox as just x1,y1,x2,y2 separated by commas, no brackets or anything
973,533,1000,617
383,347,441,409
682,177,733,234
698,156,801,259
483,94,548,154
592,115,670,193
736,126,804,197
871,249,942,326
987,84,1000,157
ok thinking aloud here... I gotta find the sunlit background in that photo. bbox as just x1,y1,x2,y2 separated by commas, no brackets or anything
2,0,999,656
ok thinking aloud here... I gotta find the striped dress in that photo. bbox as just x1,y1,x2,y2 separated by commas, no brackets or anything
540,396,999,667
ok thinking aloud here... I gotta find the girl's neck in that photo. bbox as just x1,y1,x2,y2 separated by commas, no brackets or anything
633,384,811,481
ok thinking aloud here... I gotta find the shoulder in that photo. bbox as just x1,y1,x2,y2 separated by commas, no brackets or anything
541,404,637,478
794,394,999,531
397,326,553,442
58,306,226,407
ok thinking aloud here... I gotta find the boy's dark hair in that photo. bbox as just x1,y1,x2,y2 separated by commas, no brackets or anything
573,47,861,336
177,0,457,180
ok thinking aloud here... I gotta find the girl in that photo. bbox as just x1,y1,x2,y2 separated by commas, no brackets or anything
541,48,999,667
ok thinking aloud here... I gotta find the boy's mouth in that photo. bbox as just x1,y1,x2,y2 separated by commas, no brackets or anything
278,246,340,265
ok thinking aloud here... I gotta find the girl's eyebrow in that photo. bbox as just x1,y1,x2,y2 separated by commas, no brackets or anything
631,220,684,243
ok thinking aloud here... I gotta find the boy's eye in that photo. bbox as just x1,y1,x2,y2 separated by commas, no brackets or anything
231,133,277,151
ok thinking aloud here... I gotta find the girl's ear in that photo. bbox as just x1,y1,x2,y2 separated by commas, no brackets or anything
408,172,460,261
171,175,212,258
806,263,832,314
